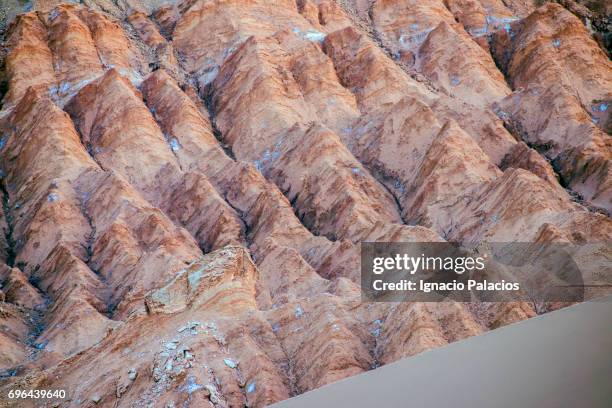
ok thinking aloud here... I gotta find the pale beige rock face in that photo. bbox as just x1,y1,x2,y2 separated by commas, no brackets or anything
0,1,610,407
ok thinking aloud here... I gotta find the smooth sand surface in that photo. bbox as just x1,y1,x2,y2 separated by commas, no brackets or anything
272,297,612,408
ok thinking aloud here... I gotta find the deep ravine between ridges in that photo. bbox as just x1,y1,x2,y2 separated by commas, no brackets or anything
0,1,610,407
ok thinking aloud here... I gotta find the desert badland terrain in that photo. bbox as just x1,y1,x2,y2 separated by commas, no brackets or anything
0,0,610,406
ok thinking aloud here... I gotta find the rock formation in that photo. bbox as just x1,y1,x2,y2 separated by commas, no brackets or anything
0,0,610,407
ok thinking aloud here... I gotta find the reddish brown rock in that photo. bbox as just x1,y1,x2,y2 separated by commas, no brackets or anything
379,302,484,364
370,0,512,108
323,26,517,166
0,300,31,373
0,1,610,407
501,141,565,193
492,3,612,211
2,13,56,109
127,11,167,48
1,267,45,310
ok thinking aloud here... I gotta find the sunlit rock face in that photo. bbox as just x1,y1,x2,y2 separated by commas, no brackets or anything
0,0,610,406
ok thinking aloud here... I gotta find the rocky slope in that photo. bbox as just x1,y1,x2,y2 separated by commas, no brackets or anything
0,0,610,407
